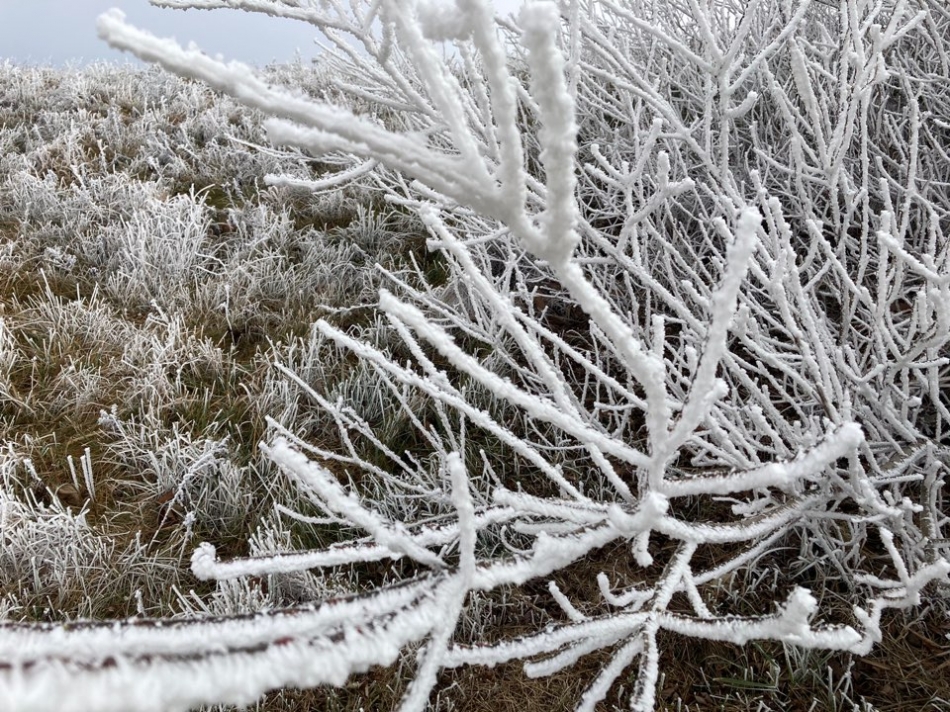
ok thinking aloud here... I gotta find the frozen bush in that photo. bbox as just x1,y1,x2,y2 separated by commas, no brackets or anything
1,1,948,711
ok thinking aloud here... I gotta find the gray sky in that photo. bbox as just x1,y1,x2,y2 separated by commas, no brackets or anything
0,1,524,67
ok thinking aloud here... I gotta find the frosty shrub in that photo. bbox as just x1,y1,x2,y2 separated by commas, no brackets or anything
2,0,949,710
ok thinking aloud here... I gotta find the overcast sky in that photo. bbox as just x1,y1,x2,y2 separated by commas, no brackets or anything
0,1,524,67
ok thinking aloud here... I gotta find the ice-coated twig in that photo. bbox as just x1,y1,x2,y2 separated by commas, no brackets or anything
263,438,445,568
0,575,448,712
264,158,379,192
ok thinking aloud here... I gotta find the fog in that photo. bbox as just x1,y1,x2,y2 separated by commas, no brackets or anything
0,0,525,66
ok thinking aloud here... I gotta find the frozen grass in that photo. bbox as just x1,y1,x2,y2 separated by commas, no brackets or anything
0,61,431,626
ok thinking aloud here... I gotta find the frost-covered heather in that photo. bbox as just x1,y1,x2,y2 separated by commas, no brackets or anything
3,0,950,711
